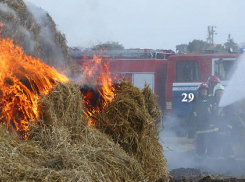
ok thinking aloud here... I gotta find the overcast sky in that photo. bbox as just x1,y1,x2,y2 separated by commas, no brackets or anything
24,0,245,50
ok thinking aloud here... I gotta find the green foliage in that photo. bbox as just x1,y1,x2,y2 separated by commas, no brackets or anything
187,39,207,53
214,44,227,53
92,41,124,50
224,34,238,51
186,34,238,54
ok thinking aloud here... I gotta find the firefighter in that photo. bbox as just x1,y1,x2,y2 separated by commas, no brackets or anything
192,83,214,160
206,75,220,96
210,84,235,161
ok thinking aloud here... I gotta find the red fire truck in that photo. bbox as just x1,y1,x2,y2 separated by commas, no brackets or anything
71,48,239,120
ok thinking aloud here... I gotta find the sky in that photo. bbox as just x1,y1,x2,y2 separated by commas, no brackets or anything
24,0,245,51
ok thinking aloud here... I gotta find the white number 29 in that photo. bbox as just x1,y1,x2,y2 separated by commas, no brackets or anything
181,93,194,102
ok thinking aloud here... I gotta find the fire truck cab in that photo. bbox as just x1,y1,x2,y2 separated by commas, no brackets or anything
165,53,238,117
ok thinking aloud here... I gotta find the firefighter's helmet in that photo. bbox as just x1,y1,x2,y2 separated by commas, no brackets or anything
197,83,209,94
198,83,209,90
207,75,220,84
213,84,225,95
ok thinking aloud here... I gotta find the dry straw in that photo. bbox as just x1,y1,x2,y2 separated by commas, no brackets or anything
0,81,169,181
0,82,149,181
93,81,169,182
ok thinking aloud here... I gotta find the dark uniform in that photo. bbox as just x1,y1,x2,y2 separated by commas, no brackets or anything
210,100,235,160
193,93,214,159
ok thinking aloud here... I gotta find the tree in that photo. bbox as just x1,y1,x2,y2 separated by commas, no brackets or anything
92,41,124,50
224,34,238,51
214,44,226,53
187,39,207,53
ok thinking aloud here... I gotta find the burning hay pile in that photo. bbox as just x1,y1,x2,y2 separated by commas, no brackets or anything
0,35,69,139
0,1,168,181
0,81,168,181
0,0,74,76
93,81,168,181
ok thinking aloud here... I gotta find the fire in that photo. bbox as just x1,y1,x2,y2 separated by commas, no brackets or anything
0,22,117,136
0,22,3,33
0,37,69,139
80,56,118,125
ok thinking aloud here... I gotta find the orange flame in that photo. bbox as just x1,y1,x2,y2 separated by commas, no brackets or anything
0,37,69,139
81,56,117,126
0,22,4,33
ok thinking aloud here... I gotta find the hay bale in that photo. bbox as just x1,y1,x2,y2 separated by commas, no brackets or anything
0,82,148,181
142,83,162,122
26,82,147,181
0,126,63,181
0,0,75,76
93,81,169,182
29,82,86,147
0,81,168,181
142,83,164,135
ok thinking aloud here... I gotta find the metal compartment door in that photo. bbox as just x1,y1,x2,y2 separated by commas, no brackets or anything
132,73,154,92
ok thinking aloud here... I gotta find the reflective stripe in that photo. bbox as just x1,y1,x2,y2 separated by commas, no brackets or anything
227,125,232,129
196,127,219,134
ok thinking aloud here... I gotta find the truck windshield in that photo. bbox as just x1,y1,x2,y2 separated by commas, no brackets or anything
214,59,236,81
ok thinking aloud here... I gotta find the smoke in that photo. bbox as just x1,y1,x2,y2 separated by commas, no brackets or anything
160,116,197,170
0,3,35,56
18,25,37,53
0,3,17,17
220,54,245,107
25,2,66,66
0,1,73,77
160,112,244,177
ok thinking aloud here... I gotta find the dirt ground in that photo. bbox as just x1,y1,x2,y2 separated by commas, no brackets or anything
169,168,245,182
161,136,245,182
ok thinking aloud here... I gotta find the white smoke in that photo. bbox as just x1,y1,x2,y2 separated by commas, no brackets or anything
18,25,37,53
220,54,245,107
0,3,17,18
25,2,66,65
161,112,243,176
0,3,37,55
160,115,197,170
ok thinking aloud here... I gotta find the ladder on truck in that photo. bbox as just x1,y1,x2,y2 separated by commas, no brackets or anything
70,48,175,60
